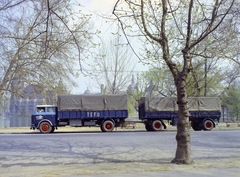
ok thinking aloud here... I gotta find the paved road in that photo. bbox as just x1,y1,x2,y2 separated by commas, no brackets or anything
0,130,240,176
77,168,240,177
1,131,175,167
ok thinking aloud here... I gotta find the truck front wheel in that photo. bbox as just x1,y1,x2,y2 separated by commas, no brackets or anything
151,120,163,131
101,120,114,132
39,121,53,133
203,120,214,131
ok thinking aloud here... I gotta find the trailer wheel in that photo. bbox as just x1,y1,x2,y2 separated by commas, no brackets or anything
203,120,214,131
191,121,202,131
151,120,163,131
101,120,114,132
39,121,53,133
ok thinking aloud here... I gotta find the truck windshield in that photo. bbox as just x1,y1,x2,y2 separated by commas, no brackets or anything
37,107,45,112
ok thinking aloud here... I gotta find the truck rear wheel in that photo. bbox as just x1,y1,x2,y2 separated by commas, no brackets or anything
151,120,163,131
39,121,53,133
145,124,152,131
101,120,114,132
203,120,214,131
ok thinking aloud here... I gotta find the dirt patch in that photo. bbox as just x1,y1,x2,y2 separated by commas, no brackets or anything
1,158,240,177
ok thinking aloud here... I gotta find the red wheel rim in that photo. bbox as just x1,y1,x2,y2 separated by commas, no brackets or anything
154,122,161,129
42,123,50,131
105,123,112,130
205,121,213,129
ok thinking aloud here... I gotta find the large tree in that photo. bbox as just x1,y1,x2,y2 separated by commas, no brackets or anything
0,0,95,98
113,0,239,164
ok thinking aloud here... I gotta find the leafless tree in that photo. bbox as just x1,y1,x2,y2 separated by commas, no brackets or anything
92,35,135,94
113,0,239,164
0,0,96,99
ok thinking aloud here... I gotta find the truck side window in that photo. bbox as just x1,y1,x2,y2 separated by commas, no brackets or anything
47,107,55,112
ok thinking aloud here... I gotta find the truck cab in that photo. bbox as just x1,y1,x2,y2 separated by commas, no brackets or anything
31,105,57,133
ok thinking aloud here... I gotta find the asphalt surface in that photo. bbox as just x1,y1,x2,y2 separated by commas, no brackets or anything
77,168,240,177
0,124,240,177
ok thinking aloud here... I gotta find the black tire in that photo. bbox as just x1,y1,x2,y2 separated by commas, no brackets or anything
203,120,214,131
151,120,163,131
101,120,115,132
39,121,53,133
145,124,152,131
191,121,202,131
50,126,55,133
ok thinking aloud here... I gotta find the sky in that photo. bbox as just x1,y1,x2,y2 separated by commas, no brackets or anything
72,0,148,94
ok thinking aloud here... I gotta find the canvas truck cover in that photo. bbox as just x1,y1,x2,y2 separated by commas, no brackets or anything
57,94,128,111
139,97,221,112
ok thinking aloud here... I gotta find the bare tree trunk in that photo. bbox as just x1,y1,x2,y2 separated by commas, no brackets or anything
171,72,193,164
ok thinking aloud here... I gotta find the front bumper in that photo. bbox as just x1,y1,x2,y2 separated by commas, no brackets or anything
30,124,36,130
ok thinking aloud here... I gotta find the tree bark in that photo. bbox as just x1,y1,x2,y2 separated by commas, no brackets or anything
171,72,193,164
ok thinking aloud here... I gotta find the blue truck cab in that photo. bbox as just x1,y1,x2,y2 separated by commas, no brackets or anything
31,105,57,133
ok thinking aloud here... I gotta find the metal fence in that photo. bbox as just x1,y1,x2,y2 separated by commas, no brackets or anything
221,105,239,122
0,115,30,128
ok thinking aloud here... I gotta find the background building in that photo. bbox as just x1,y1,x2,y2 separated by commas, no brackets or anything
1,78,66,127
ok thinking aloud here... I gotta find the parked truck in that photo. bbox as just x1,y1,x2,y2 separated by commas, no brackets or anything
31,95,221,133
31,94,128,133
138,97,221,131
